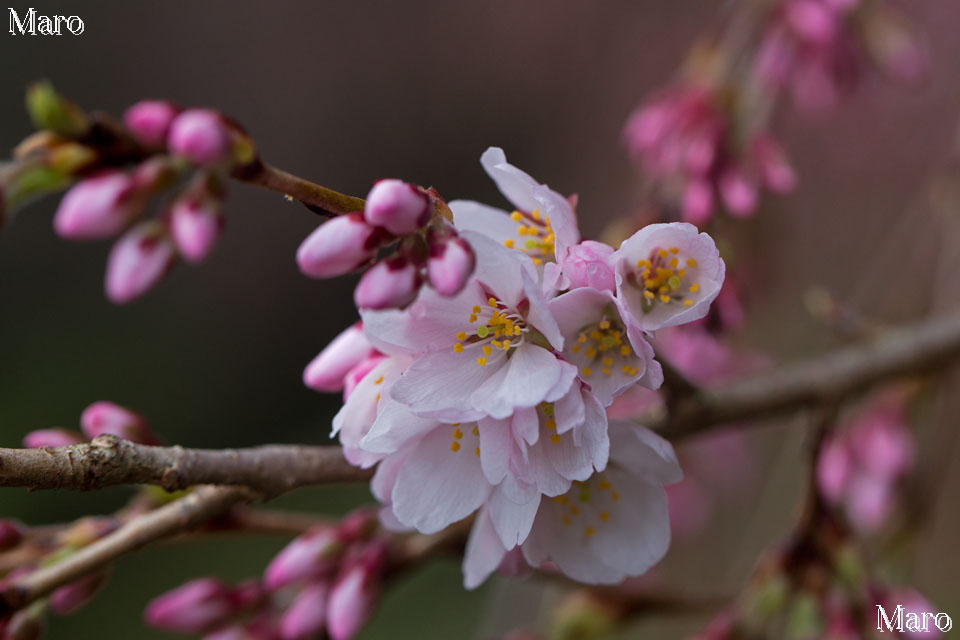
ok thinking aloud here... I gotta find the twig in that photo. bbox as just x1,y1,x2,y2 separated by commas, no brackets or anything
651,307,960,440
0,486,256,615
233,160,366,217
0,435,372,494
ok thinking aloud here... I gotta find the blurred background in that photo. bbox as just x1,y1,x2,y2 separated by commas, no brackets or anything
2,1,960,637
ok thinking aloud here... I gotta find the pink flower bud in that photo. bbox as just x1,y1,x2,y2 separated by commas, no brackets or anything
0,520,23,551
785,0,838,45
264,526,344,591
682,179,714,225
105,220,177,304
326,564,379,640
849,411,914,479
817,435,851,504
167,110,232,167
846,474,893,532
337,509,378,544
303,322,375,393
354,257,420,310
718,167,757,217
22,428,83,448
171,197,224,264
561,241,615,292
124,101,180,149
342,354,386,401
281,582,329,640
751,134,797,193
297,212,382,278
53,172,140,240
427,236,475,296
81,401,159,445
50,572,109,615
363,180,429,235
144,578,236,635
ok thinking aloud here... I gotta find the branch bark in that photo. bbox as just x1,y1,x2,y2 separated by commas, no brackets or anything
0,436,372,494
653,308,960,440
0,486,256,616
232,160,366,216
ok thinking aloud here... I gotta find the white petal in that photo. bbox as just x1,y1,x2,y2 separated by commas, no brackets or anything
488,487,541,548
608,421,683,485
360,400,441,454
462,506,507,590
390,350,496,421
391,426,491,534
480,147,542,214
471,344,566,419
450,200,521,246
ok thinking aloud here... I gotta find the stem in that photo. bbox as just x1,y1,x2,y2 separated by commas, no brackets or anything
235,161,366,216
0,486,256,615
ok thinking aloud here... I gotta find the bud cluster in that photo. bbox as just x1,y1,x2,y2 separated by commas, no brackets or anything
297,179,475,310
144,508,388,640
22,401,160,448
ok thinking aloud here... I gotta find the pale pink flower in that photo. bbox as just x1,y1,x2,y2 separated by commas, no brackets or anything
450,147,579,270
363,179,429,235
463,421,681,587
331,354,411,468
363,232,578,421
553,286,663,405
303,322,377,393
105,220,177,304
611,222,725,333
342,354,386,401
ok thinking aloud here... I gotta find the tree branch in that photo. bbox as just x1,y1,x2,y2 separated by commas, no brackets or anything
0,435,372,494
0,486,256,616
653,307,960,439
233,160,366,216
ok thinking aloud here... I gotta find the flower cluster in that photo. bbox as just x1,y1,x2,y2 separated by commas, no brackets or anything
306,148,726,587
817,392,915,533
297,179,475,310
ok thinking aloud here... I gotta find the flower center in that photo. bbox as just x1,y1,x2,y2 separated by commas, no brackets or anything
453,297,529,366
629,247,699,311
551,474,619,536
569,317,638,378
504,209,555,265
448,423,481,457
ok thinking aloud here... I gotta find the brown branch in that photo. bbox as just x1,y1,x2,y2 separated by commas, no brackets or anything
651,307,960,440
0,486,256,616
0,435,372,494
232,160,366,216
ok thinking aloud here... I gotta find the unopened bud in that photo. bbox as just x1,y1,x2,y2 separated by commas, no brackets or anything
144,578,236,635
718,167,757,217
363,180,430,235
326,562,380,640
561,241,615,292
22,428,83,448
0,521,23,551
281,582,329,640
427,235,474,297
303,322,375,393
50,572,109,615
171,197,224,264
105,220,177,304
124,101,180,149
264,526,344,591
337,509,379,543
296,212,383,278
354,257,420,310
751,134,797,193
53,172,141,240
81,401,158,445
342,354,386,401
167,110,232,167
682,179,714,225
